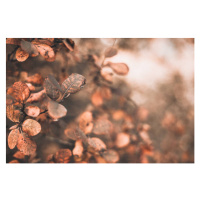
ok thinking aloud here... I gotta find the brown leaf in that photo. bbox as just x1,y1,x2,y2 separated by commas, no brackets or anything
106,62,129,75
26,73,43,85
48,100,67,119
20,40,39,56
88,137,106,152
9,160,20,163
22,119,41,136
9,124,19,130
6,94,16,105
64,128,87,142
8,129,20,149
73,140,84,159
34,43,55,62
26,89,46,103
93,119,113,135
104,47,118,58
6,38,21,45
79,111,93,134
54,149,72,163
44,75,63,101
13,151,25,159
17,133,37,155
15,47,29,62
102,150,119,163
24,105,40,118
91,88,103,106
6,104,24,122
7,81,30,103
115,132,130,148
61,73,86,95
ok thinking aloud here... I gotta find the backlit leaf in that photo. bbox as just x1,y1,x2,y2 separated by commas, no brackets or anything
88,137,106,152
54,149,72,163
6,104,24,122
24,105,40,118
106,62,129,75
26,73,43,85
104,47,118,58
48,100,67,119
93,119,113,135
79,111,93,134
102,149,119,163
22,119,41,136
8,129,20,149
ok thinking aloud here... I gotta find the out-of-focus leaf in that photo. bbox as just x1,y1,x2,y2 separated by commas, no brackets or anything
62,39,75,51
102,149,119,163
100,67,113,82
15,47,29,62
93,119,113,135
26,73,43,85
17,133,37,155
20,40,39,56
6,38,21,45
106,62,129,75
6,104,24,122
115,132,130,148
104,47,118,58
79,111,93,134
91,88,103,106
72,140,84,159
13,151,25,160
22,119,41,136
88,137,106,152
8,129,20,149
54,149,72,163
48,100,67,119
64,128,87,142
61,73,86,95
44,75,63,101
24,105,40,118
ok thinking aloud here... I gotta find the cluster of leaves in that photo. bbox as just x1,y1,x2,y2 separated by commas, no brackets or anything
6,38,75,62
6,38,156,163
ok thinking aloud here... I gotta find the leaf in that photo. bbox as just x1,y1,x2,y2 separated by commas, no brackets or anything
20,40,39,56
62,39,75,51
54,149,72,163
8,129,20,149
102,150,119,163
13,151,25,160
9,124,19,130
115,133,130,148
15,47,29,62
106,62,129,75
100,67,113,82
61,73,86,95
44,75,63,101
104,47,118,58
88,137,107,152
24,105,40,118
7,81,30,103
34,43,55,62
48,100,67,119
9,160,20,163
26,73,43,85
64,128,87,142
6,94,16,105
79,111,93,134
93,119,113,135
72,140,84,159
17,133,37,156
6,104,24,122
91,88,103,106
22,119,41,136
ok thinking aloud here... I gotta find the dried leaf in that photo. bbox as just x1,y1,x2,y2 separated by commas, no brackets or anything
44,75,63,101
6,94,16,105
9,124,18,130
73,140,84,159
22,119,41,136
17,133,37,155
79,111,93,134
91,89,103,106
26,73,43,85
54,149,72,163
15,47,29,62
48,100,67,119
61,73,86,95
9,160,20,163
64,128,87,142
115,133,130,148
13,151,25,159
93,119,113,135
24,105,40,118
26,89,46,103
106,62,129,75
7,81,30,103
104,47,118,58
102,150,119,163
88,137,107,152
34,43,55,62
8,129,20,149
20,40,38,56
6,104,24,122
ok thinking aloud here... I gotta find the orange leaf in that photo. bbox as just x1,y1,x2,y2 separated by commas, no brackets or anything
15,47,29,62
54,149,72,163
26,73,43,85
115,132,130,148
13,151,25,159
24,105,40,118
102,150,119,163
8,129,20,149
88,137,106,152
79,111,93,134
93,119,113,135
22,119,41,136
106,62,129,75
